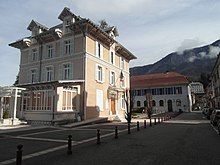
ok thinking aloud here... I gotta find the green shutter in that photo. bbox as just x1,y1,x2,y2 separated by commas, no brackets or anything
42,67,46,82
69,63,73,79
58,64,63,80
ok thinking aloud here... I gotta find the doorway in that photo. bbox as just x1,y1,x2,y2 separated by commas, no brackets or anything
111,98,116,115
168,100,173,112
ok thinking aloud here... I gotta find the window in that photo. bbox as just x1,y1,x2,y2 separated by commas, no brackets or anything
63,63,71,80
159,100,164,106
95,64,105,83
110,71,116,86
31,69,37,83
96,42,103,58
120,75,126,88
46,66,53,81
29,90,53,111
176,99,181,106
120,57,125,70
64,40,71,55
47,45,54,58
121,94,126,109
144,101,147,107
176,87,182,94
65,19,71,33
110,50,115,65
32,49,38,61
96,89,103,111
152,100,156,106
62,88,77,110
137,101,141,107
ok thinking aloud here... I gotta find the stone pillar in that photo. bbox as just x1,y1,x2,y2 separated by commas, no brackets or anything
13,88,18,120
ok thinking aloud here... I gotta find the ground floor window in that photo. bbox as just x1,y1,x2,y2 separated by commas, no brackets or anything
24,90,53,111
176,99,181,106
62,89,77,110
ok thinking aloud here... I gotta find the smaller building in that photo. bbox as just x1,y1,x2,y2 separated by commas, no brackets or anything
0,86,25,125
189,82,205,109
130,72,192,113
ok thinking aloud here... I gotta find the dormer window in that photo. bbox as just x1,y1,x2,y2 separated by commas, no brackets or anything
65,19,71,33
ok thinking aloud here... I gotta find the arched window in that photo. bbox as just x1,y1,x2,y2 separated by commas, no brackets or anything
137,101,141,107
159,100,164,106
152,100,156,106
176,99,181,106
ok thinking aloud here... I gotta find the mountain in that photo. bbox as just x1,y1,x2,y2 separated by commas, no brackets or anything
130,39,220,81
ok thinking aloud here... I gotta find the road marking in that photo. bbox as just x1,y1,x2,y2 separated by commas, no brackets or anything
0,125,137,165
210,124,219,134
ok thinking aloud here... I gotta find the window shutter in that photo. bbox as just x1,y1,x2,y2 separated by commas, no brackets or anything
69,63,73,79
42,67,46,82
27,70,30,83
35,69,39,82
53,43,56,57
102,66,105,83
70,39,74,55
100,44,103,59
28,49,31,63
95,41,99,57
51,67,54,81
58,64,63,80
60,41,63,56
95,64,98,81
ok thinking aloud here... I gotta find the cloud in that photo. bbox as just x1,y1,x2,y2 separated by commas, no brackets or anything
177,38,205,55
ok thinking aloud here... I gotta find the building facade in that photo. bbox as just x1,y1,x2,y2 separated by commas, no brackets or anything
9,7,136,124
131,72,192,113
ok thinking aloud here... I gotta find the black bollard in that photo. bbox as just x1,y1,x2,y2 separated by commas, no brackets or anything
16,144,23,165
67,135,72,155
115,126,118,139
161,117,163,123
128,123,131,134
154,118,156,125
144,120,146,128
158,118,160,123
137,121,140,131
97,129,101,144
150,118,152,126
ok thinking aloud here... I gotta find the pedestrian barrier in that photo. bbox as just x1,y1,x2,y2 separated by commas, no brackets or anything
97,129,101,144
16,144,23,165
128,123,131,134
67,135,72,155
137,121,140,131
144,120,146,128
115,126,118,139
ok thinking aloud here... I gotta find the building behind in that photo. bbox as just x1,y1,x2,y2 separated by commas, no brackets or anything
130,72,192,113
9,7,136,125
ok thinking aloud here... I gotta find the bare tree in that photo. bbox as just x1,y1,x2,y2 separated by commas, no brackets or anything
124,89,135,123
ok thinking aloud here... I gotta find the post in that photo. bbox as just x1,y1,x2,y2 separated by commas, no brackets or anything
13,88,18,123
154,118,156,125
16,144,23,165
158,118,160,123
150,118,152,126
115,126,118,139
137,121,140,131
97,129,101,144
67,135,72,155
144,120,146,128
128,123,131,134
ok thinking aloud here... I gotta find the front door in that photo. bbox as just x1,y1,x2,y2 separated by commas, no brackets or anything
168,100,173,112
111,98,116,115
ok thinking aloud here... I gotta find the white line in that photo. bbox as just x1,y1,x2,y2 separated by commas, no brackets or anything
0,125,138,165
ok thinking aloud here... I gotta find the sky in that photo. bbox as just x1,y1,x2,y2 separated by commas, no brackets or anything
1,0,220,86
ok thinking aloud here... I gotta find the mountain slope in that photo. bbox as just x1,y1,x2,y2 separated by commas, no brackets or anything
130,39,220,80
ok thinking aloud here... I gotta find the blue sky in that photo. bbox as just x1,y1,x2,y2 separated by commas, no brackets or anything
1,0,220,86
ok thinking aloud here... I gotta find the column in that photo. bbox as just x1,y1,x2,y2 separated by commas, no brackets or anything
13,88,18,120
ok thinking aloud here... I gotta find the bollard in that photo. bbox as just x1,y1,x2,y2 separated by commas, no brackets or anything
150,118,152,126
137,121,140,131
97,129,101,144
154,118,156,125
16,144,23,165
161,117,163,123
115,126,118,139
67,135,72,155
128,123,131,134
144,120,146,128
158,118,160,123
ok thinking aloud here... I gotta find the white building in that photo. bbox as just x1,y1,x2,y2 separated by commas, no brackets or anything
131,72,192,113
189,82,204,94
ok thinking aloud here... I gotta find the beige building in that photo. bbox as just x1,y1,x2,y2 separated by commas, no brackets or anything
9,7,136,124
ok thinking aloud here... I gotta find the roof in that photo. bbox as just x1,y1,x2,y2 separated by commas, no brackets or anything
27,20,48,31
130,72,189,89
